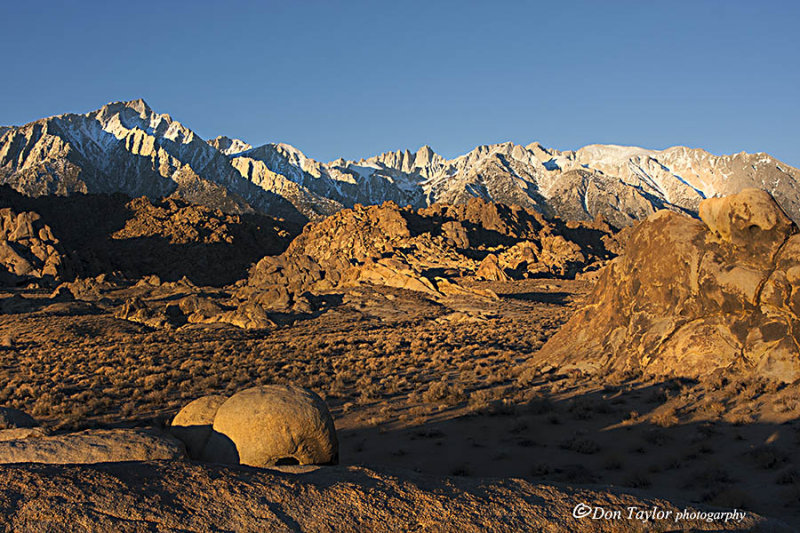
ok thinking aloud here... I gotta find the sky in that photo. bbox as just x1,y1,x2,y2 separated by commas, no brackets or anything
0,1,798,166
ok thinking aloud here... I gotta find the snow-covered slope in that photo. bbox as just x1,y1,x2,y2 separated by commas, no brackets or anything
0,100,325,222
2,99,799,226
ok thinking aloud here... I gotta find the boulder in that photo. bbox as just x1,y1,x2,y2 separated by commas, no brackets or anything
0,428,186,464
475,254,510,282
170,395,228,459
699,188,793,254
115,297,184,329
0,407,38,430
218,302,276,329
202,385,338,467
343,258,440,295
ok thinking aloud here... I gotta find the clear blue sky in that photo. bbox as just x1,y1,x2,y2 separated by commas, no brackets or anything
1,1,798,166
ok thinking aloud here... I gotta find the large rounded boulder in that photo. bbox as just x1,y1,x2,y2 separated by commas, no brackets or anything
202,385,338,467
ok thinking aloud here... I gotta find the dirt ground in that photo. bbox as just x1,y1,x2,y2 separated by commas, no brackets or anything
0,277,798,527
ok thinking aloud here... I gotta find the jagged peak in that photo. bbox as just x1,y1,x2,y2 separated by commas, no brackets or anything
99,98,154,117
208,136,252,155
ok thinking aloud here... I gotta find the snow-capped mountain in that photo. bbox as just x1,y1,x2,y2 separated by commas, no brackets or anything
1,99,799,227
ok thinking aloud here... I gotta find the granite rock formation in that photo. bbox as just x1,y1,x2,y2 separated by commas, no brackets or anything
527,189,800,383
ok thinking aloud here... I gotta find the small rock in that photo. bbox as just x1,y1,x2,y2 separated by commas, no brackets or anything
0,407,38,430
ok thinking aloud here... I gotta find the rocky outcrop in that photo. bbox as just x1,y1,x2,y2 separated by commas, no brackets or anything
202,385,338,467
527,189,800,383
0,461,775,532
207,136,252,155
243,198,616,312
115,296,185,329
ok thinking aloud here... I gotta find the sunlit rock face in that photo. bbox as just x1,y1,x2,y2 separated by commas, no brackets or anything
529,188,800,383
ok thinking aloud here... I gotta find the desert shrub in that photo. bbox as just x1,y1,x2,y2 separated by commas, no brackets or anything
642,428,670,446
559,435,600,454
651,407,679,427
566,397,596,420
467,389,495,412
623,471,652,488
422,380,465,406
749,446,789,470
702,488,749,509
776,468,800,485
775,394,800,413
529,463,550,477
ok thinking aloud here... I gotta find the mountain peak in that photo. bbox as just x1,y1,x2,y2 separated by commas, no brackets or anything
99,98,153,117
208,136,252,155
125,98,151,114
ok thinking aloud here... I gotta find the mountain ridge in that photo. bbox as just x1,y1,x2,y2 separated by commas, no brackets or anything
2,99,799,227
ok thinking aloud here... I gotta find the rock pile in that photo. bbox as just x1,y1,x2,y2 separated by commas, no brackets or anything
528,189,800,383
0,207,67,284
243,198,616,312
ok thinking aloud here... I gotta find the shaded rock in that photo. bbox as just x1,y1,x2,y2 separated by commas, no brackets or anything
203,385,338,467
0,187,296,287
170,395,228,459
0,428,186,464
0,407,38,430
527,190,800,383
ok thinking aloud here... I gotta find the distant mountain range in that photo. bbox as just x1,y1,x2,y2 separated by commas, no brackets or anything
2,99,799,226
